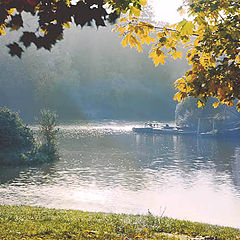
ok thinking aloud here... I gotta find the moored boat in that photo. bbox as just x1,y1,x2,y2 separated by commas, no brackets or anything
132,122,196,135
133,122,240,137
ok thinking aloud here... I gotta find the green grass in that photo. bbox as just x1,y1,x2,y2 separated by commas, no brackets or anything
0,205,239,239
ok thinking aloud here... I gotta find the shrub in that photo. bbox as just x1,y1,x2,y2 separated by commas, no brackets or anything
37,109,59,159
0,107,59,165
0,107,35,150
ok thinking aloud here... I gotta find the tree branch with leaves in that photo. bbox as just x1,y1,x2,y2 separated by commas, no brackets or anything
114,0,240,110
2,0,240,110
0,0,146,57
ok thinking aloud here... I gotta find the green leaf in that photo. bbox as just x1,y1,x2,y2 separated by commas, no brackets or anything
177,20,195,35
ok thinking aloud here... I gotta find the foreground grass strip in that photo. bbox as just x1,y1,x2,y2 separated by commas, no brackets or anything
0,205,239,240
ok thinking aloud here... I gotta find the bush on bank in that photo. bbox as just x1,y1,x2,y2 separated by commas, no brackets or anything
0,107,58,165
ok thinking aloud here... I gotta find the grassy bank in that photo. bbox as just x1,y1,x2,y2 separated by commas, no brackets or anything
0,205,239,240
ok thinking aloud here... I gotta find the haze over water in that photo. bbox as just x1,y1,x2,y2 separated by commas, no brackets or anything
1,121,240,228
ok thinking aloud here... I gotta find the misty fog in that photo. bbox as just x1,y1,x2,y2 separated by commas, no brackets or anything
0,21,189,122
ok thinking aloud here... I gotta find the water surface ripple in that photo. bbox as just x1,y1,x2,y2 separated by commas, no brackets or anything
1,121,240,228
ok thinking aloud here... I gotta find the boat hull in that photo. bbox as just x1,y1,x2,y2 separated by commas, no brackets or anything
133,127,240,137
132,127,154,133
132,127,196,135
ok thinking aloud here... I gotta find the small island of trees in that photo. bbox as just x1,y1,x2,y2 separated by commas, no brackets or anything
0,107,58,165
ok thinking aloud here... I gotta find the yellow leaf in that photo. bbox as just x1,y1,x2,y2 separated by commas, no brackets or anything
186,85,192,93
121,35,129,47
65,0,70,7
149,48,167,66
175,78,185,85
178,84,186,92
172,51,182,59
7,8,15,15
194,39,199,46
157,32,165,39
186,74,197,83
183,21,195,35
129,35,136,48
148,51,156,61
131,6,141,17
158,54,166,65
197,100,204,108
134,235,145,239
0,25,6,35
235,55,240,63
212,102,219,108
145,36,155,44
119,18,127,23
117,26,126,34
227,101,234,107
236,101,240,111
152,53,166,66
63,22,70,28
139,0,147,6
173,92,182,102
177,20,195,35
141,35,155,45
40,28,48,34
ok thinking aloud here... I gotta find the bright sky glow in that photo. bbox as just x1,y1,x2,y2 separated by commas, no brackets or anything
149,0,185,24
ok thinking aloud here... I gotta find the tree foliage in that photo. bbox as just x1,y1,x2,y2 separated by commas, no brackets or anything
0,0,146,57
2,0,240,109
114,0,240,110
0,107,35,150
37,109,59,156
175,97,240,131
0,107,59,165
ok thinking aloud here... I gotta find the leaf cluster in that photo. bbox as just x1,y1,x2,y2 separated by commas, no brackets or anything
0,0,146,57
115,0,240,110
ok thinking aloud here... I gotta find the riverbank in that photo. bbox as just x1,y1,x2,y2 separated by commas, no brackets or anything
0,205,239,239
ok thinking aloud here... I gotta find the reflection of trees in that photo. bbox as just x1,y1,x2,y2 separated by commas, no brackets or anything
173,135,240,192
0,162,57,185
135,134,176,168
232,148,240,190
2,130,240,194
174,136,234,167
134,133,240,190
0,166,24,184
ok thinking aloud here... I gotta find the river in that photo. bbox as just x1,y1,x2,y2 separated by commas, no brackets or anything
0,121,240,228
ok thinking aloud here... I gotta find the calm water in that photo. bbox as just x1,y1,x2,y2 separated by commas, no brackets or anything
1,121,240,228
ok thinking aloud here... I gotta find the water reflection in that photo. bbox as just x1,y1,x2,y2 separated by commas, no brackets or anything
0,122,240,228
135,134,240,187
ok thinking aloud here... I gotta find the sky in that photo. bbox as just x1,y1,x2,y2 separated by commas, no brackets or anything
149,0,185,24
